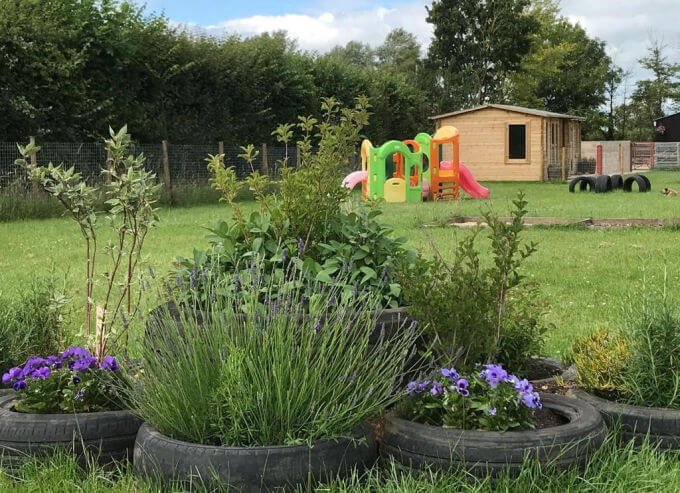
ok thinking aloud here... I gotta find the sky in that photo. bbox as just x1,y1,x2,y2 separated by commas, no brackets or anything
142,0,680,84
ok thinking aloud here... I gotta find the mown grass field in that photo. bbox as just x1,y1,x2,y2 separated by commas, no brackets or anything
2,170,679,357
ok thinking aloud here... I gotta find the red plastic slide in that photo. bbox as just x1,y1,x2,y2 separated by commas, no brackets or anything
459,163,489,199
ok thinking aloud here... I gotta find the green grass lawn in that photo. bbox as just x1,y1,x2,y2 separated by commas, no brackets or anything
2,170,680,358
2,170,680,491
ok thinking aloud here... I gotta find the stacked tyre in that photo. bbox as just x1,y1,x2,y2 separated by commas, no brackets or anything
569,174,649,193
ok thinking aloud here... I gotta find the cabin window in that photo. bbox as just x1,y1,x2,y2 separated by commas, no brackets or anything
508,124,526,159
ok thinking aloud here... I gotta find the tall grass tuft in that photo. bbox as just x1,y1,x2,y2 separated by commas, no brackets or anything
0,276,68,373
124,260,420,446
620,269,680,408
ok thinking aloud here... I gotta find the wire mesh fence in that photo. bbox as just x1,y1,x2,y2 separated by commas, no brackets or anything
0,140,360,190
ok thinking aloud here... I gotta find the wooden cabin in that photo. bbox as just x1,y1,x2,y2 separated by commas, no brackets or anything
654,111,680,142
430,104,584,181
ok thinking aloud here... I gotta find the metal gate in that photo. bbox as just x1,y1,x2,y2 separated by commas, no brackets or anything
631,142,654,170
655,142,680,168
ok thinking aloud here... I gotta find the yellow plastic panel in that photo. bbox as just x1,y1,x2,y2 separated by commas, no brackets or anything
384,178,406,203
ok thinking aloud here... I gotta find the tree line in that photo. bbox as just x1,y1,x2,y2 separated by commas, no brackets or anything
1,0,677,145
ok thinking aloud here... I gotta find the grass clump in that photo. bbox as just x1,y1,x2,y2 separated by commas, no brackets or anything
619,272,680,408
0,276,67,374
125,260,419,446
574,270,680,408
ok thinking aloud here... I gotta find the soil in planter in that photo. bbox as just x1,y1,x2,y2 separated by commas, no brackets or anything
533,378,575,396
534,407,568,429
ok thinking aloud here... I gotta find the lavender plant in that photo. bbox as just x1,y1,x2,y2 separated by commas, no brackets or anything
15,126,160,360
125,259,421,446
2,348,121,414
397,363,541,432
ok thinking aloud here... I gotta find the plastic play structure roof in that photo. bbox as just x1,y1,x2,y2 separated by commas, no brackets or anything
430,104,586,121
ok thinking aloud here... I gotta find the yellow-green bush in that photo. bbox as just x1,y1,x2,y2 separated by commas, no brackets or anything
572,329,629,399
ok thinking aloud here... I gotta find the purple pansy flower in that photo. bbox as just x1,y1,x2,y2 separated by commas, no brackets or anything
488,407,497,415
100,356,119,372
2,366,23,385
456,378,469,397
29,367,51,380
480,364,508,388
23,356,48,372
72,356,97,372
430,380,444,396
74,390,84,400
522,392,542,409
440,367,459,383
47,355,63,369
406,381,418,395
72,376,81,385
61,347,92,361
514,378,533,395
13,380,26,391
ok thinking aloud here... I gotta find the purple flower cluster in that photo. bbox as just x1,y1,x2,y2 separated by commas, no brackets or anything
479,364,542,409
2,347,119,392
406,363,542,410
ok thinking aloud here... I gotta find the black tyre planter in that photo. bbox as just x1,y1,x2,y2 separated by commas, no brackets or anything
637,174,651,190
569,176,595,193
371,307,411,342
0,394,142,468
594,175,612,193
610,174,624,190
146,302,411,347
381,393,606,476
133,423,377,491
571,389,680,449
526,357,564,385
623,175,648,192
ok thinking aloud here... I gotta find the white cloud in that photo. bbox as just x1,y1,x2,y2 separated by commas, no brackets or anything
561,0,680,81
196,3,433,54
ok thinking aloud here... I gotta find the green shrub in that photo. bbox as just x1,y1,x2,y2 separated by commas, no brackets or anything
126,262,420,446
572,329,628,400
0,277,68,373
398,192,546,372
178,97,412,308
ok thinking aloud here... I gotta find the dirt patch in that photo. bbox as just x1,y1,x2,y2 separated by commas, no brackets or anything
441,216,680,229
534,407,569,429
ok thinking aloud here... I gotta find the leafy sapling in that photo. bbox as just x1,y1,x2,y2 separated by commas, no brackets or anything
16,126,160,360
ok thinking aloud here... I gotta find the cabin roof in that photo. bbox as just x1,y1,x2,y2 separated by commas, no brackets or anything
430,104,586,122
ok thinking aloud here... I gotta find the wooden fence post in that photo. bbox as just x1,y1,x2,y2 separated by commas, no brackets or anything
296,145,301,168
261,143,269,176
29,136,41,195
161,140,173,203
560,146,566,181
218,141,224,156
618,144,624,174
105,146,112,183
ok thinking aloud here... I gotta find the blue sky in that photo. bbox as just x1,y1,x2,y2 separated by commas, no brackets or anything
143,0,408,25
139,0,680,84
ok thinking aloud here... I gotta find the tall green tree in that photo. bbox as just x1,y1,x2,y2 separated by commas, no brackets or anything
327,41,375,68
507,0,611,138
376,28,421,78
426,0,538,109
627,41,680,140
